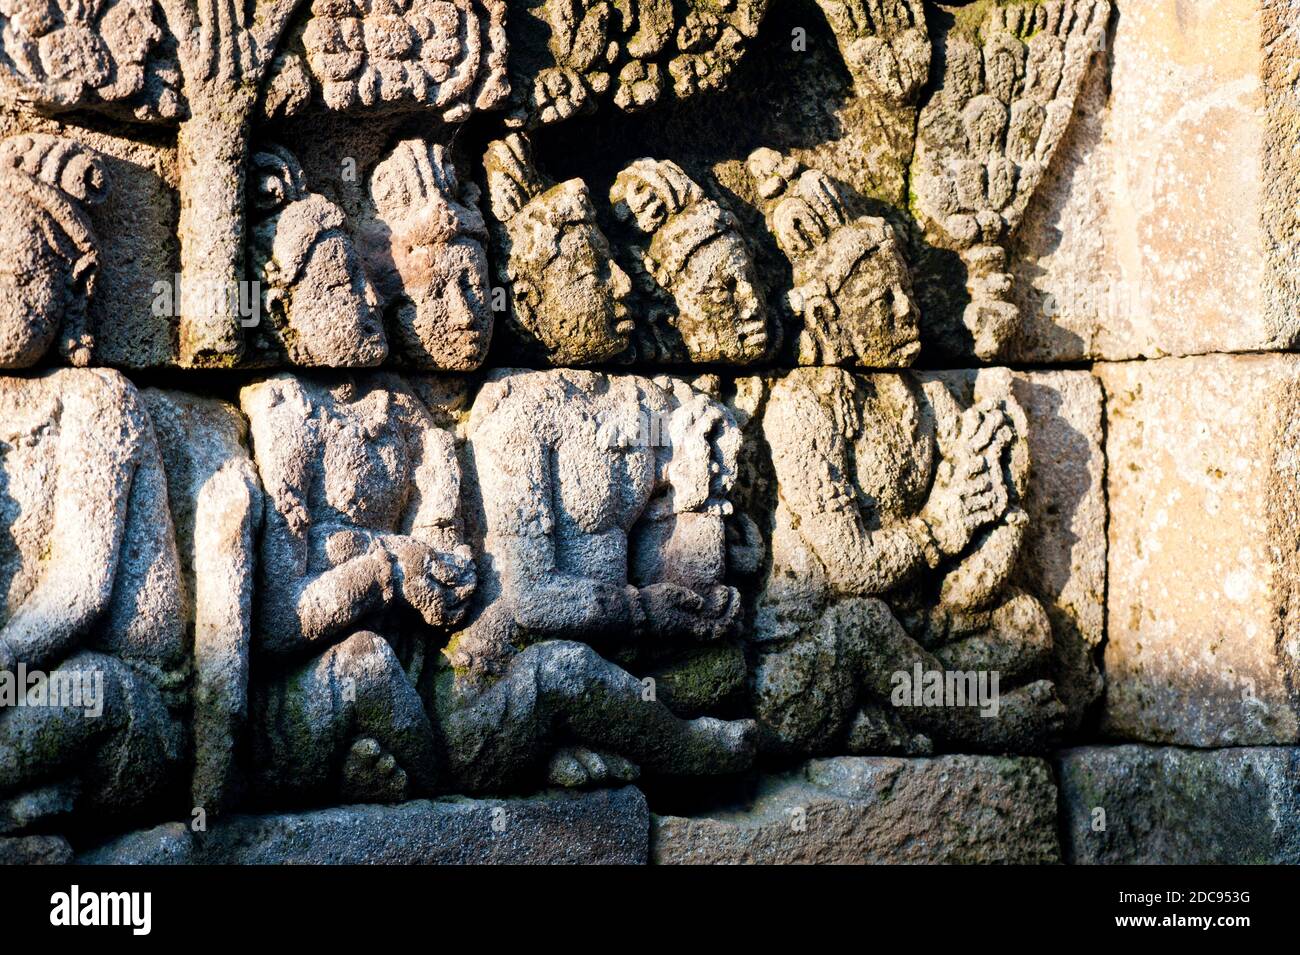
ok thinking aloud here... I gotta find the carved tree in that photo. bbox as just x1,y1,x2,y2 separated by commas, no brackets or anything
909,0,1110,360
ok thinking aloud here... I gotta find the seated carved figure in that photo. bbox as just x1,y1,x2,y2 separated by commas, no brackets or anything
240,372,474,803
360,139,494,372
750,366,1063,755
484,134,633,366
0,369,187,819
243,370,754,800
610,158,769,364
0,134,108,368
249,146,387,367
442,368,757,791
747,147,919,367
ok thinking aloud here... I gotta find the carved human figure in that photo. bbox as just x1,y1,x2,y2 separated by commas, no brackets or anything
441,368,757,790
506,0,769,127
610,158,769,364
359,139,493,371
484,134,634,365
242,370,755,800
0,369,187,818
240,372,475,803
0,134,108,368
747,147,919,367
910,0,1111,359
248,145,387,367
750,366,1063,755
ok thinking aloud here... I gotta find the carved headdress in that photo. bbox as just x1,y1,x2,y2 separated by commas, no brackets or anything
0,134,108,366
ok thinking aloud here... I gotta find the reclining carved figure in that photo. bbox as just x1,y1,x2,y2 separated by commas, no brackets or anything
750,366,1064,755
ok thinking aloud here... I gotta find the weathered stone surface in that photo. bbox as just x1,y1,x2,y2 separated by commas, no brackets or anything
1099,355,1300,745
0,783,76,836
0,835,73,865
653,756,1060,864
1011,0,1300,362
0,369,186,818
741,365,1099,756
912,0,1111,361
933,368,1107,729
78,822,197,865
196,789,648,864
504,0,767,127
1059,745,1300,864
142,389,261,814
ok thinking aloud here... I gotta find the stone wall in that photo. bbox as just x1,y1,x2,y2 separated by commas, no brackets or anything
0,0,1297,865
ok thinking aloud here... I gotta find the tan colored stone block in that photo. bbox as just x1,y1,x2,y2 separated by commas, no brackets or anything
1099,354,1300,744
1011,0,1300,361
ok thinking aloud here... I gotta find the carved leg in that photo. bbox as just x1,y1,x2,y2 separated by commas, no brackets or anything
931,589,1054,684
838,597,1064,751
253,631,440,803
0,652,175,814
441,640,757,793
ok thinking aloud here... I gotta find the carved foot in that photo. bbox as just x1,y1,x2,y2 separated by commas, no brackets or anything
340,737,409,804
547,747,640,789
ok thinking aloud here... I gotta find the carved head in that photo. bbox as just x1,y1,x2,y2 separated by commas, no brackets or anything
0,135,106,368
748,148,919,366
365,140,492,371
645,376,740,517
251,146,386,367
611,158,767,363
486,135,633,365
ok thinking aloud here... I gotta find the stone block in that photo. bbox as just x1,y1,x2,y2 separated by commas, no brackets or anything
1099,355,1300,745
653,756,1060,864
1059,745,1300,864
1011,0,1300,361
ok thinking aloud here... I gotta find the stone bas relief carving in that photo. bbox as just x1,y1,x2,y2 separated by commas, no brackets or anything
745,366,1065,754
910,0,1111,359
0,0,1112,371
360,139,495,371
0,134,108,369
610,158,770,364
0,0,1122,863
748,147,919,367
0,0,507,367
0,369,187,821
485,133,635,365
0,362,1092,847
505,0,769,127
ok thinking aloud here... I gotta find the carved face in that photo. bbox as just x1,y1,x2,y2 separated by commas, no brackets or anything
836,247,920,365
793,224,921,366
390,232,492,371
673,233,767,363
529,221,633,364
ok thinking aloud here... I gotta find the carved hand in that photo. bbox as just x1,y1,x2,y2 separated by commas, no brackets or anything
387,538,477,627
921,401,1014,556
638,582,742,642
